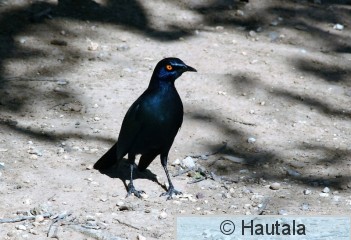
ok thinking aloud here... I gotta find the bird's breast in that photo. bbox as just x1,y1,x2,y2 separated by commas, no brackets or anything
143,88,183,128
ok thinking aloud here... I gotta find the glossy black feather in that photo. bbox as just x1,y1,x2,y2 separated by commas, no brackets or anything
93,57,196,199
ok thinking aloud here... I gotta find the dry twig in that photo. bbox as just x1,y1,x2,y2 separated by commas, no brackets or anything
0,212,52,224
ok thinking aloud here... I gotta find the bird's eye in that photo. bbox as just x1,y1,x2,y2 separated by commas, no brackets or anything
166,65,173,71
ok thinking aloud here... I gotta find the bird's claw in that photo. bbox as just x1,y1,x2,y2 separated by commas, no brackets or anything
160,186,182,200
127,184,145,198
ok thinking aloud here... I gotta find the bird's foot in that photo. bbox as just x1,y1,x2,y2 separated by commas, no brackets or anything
126,183,145,198
160,186,182,200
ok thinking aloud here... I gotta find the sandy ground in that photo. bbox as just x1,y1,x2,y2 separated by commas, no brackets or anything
0,0,350,239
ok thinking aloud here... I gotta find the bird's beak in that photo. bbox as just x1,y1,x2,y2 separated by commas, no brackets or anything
184,65,197,72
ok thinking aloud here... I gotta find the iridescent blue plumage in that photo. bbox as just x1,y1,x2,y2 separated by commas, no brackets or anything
94,58,196,199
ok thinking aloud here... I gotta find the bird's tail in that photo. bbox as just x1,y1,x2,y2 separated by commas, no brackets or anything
93,142,119,170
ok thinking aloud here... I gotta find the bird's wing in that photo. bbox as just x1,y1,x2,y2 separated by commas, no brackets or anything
93,92,147,170
114,93,147,160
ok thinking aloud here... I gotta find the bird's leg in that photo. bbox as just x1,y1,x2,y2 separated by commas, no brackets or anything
160,154,182,200
126,155,145,198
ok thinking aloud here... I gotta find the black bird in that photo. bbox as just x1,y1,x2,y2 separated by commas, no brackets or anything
94,58,196,199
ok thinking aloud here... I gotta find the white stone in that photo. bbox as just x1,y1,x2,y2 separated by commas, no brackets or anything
270,182,280,190
158,211,167,219
181,156,195,169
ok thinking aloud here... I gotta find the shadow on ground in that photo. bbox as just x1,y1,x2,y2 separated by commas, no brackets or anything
95,159,163,194
0,1,350,191
186,71,350,189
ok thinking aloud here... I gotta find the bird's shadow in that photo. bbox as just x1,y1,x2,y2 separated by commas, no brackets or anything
96,159,167,193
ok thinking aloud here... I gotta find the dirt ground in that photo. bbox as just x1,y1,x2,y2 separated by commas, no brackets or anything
0,0,350,239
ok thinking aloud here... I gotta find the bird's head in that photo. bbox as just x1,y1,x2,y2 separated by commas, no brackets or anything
151,57,197,83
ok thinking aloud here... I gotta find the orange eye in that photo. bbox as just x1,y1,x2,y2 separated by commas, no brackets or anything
166,65,173,71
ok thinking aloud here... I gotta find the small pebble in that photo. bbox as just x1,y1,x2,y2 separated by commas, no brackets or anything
86,215,95,221
222,192,231,199
140,193,149,199
90,148,99,153
333,23,344,30
200,155,208,160
86,164,93,170
57,79,68,85
243,204,251,209
29,229,39,235
100,196,108,202
247,137,256,144
137,234,146,240
30,155,38,160
158,211,167,219
248,30,256,37
196,192,205,199
270,182,280,190
278,209,288,215
16,225,27,231
319,192,329,197
88,41,99,51
181,156,195,169
242,188,252,194
285,168,301,177
236,10,244,16
19,38,26,44
322,187,330,193
303,189,311,195
119,205,130,211
34,215,44,223
116,201,124,206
